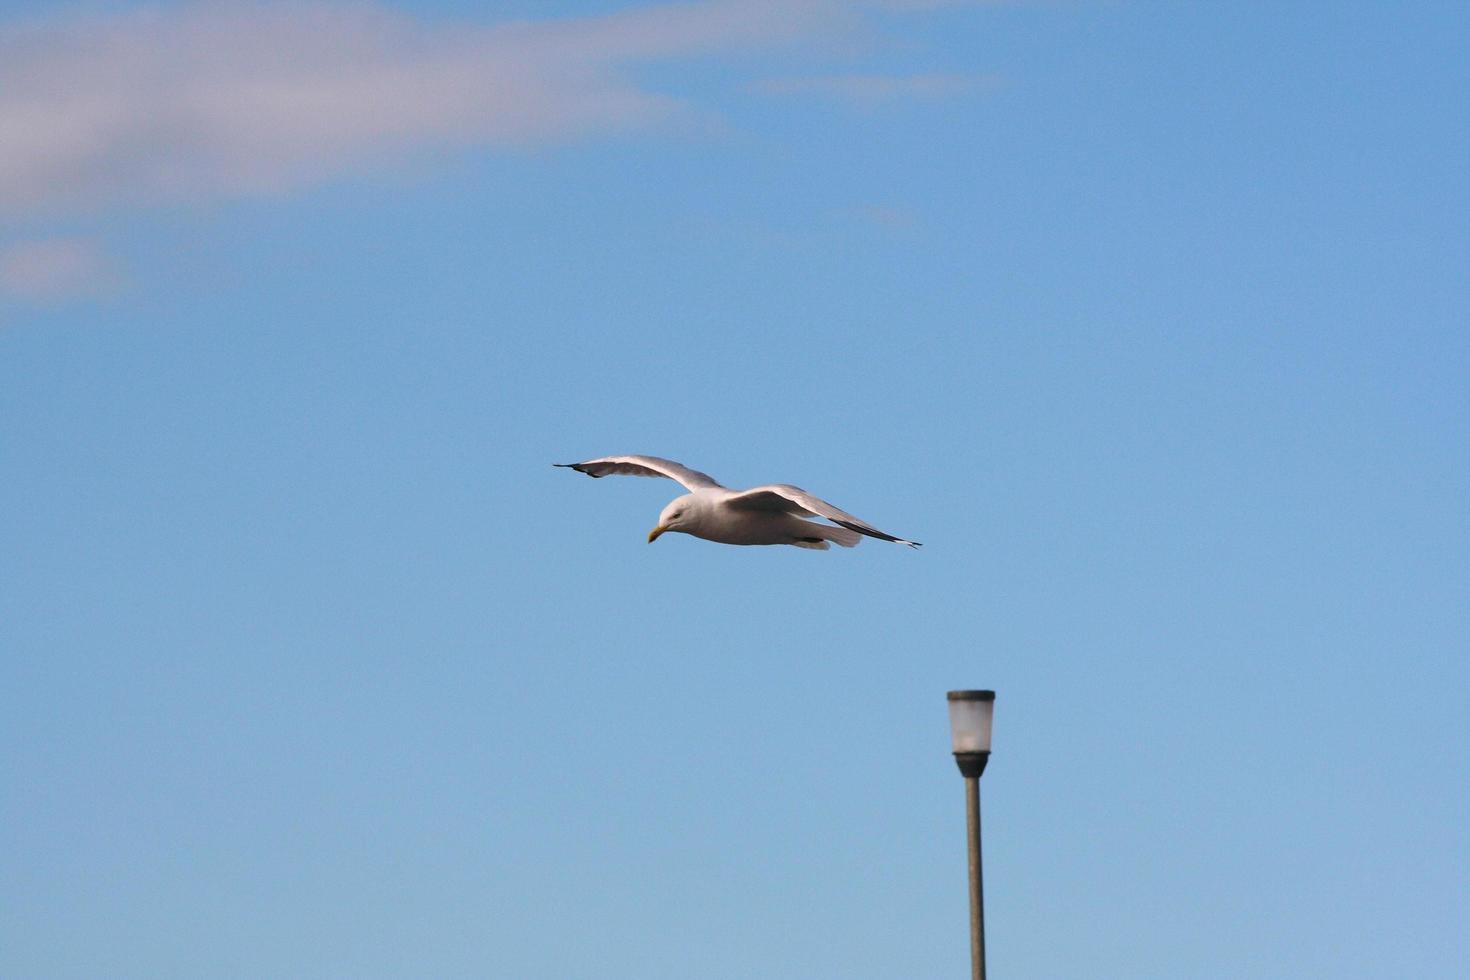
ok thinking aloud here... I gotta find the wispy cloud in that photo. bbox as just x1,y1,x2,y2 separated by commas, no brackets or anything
0,237,122,303
750,72,990,106
855,203,920,229
0,1,848,216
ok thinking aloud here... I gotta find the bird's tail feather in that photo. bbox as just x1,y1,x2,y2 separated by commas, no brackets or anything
793,525,858,549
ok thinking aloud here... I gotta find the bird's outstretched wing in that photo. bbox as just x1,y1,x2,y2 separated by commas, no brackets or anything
724,484,921,548
554,455,724,492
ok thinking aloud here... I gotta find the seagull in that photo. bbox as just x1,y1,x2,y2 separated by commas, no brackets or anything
555,455,920,550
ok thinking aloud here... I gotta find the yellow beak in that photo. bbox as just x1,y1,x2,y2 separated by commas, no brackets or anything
647,525,668,543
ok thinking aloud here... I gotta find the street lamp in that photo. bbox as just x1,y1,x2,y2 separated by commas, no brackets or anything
948,690,995,980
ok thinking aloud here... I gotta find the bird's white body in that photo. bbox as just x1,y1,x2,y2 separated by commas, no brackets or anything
556,455,919,551
656,489,864,549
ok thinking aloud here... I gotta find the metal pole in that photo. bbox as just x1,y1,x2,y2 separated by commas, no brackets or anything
966,774,986,980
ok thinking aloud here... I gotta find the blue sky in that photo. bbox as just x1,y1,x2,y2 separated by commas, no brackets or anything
2,2,1467,977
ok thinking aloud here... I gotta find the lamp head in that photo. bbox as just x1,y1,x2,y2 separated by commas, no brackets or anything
947,689,995,778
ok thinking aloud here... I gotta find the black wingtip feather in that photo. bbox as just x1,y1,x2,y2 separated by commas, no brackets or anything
553,462,605,478
834,519,899,544
834,519,921,548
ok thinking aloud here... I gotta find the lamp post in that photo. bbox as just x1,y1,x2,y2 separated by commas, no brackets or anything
948,690,995,980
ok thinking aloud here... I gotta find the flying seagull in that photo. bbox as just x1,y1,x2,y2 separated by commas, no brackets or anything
555,455,920,550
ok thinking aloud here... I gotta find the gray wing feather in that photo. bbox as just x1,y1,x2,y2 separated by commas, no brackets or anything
554,455,724,491
724,484,921,548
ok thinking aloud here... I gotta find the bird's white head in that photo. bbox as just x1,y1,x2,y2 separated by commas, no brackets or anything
648,495,697,543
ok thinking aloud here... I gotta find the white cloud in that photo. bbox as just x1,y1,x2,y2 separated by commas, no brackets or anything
751,72,988,106
856,203,919,228
0,237,121,303
0,1,847,216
